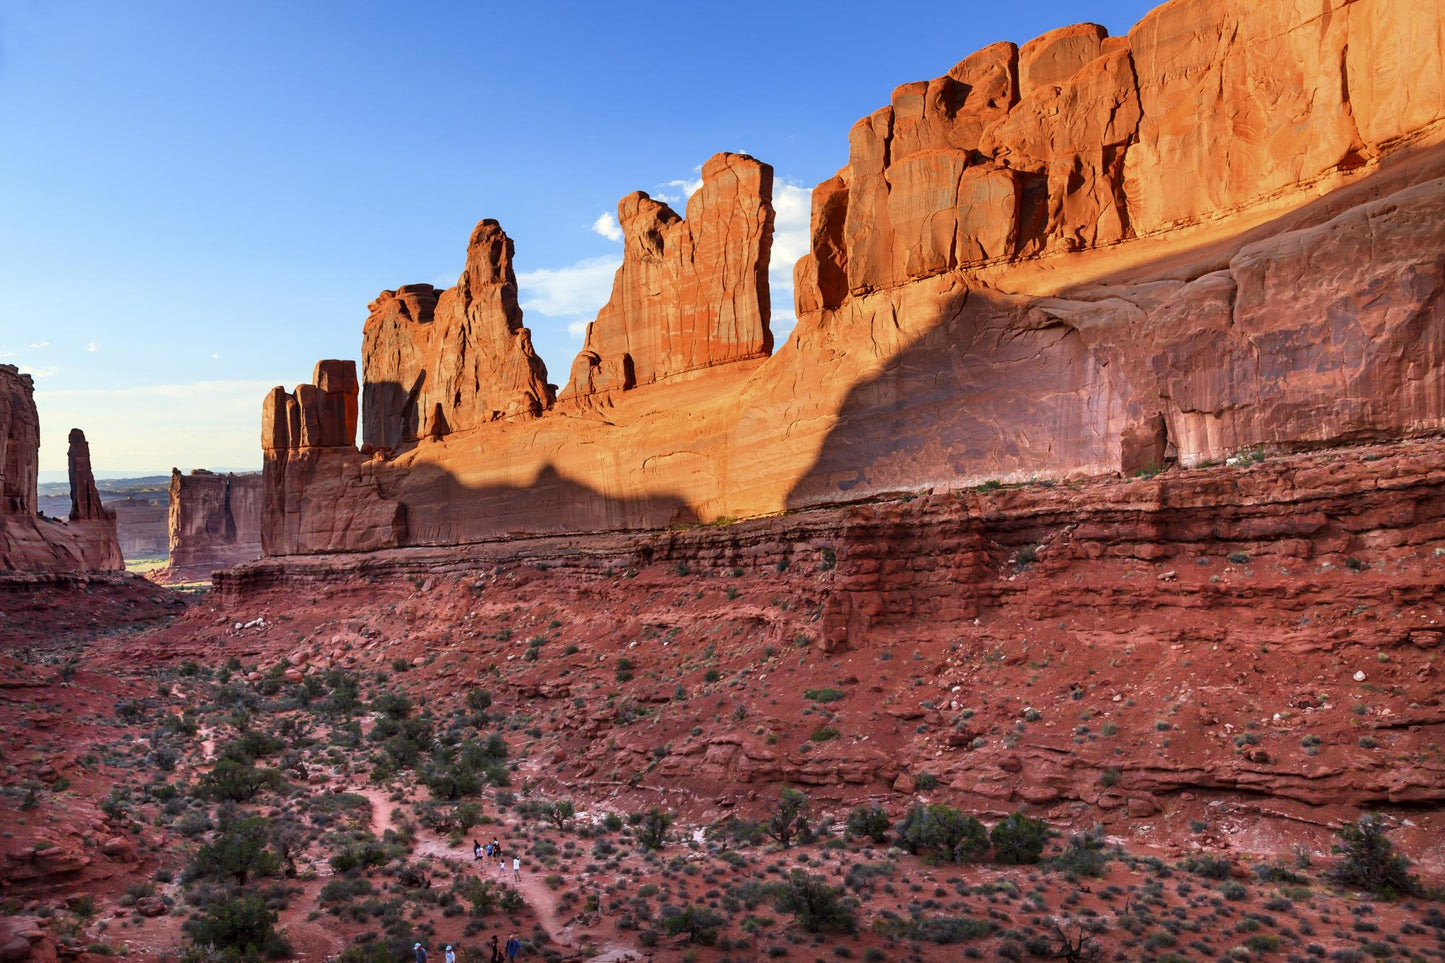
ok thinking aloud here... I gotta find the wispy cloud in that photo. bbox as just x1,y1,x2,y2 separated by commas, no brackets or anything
25,365,59,379
517,255,620,327
590,212,622,242
567,320,590,339
84,341,99,353
28,340,49,350
211,352,222,360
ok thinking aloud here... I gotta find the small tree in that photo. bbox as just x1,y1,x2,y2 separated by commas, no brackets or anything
991,811,1048,865
845,804,891,843
660,905,724,945
765,788,810,849
546,799,576,830
190,816,280,886
896,804,989,863
771,870,857,933
1326,814,1420,898
184,893,290,961
635,807,673,850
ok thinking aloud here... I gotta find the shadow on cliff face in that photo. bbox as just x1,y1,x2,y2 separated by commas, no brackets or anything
387,460,702,546
784,144,1445,510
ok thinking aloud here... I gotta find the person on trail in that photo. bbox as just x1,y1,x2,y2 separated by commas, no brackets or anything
473,839,481,860
505,935,520,961
512,855,520,880
414,943,427,963
492,838,501,858
498,859,506,877
489,935,501,963
445,946,455,963
483,841,491,858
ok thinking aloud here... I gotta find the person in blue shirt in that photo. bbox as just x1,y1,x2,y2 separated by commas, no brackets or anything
505,935,521,960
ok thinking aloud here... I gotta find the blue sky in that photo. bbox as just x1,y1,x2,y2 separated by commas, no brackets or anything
0,0,1158,476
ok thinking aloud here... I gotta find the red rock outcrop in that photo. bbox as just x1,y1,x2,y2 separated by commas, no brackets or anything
362,220,553,451
162,469,262,580
260,0,1445,557
560,152,775,402
262,360,406,554
0,366,123,572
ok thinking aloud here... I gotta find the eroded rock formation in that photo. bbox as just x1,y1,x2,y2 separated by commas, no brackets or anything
261,0,1445,557
362,220,553,451
0,366,123,572
561,152,775,402
163,470,262,580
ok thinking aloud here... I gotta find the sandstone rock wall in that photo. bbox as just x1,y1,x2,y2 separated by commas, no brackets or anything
261,0,1445,557
560,152,775,402
0,366,123,572
164,469,262,579
362,220,553,451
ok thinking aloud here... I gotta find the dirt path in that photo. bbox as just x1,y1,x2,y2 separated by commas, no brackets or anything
352,786,640,960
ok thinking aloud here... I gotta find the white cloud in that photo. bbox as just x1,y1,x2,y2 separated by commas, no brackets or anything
566,320,590,339
28,340,49,350
211,352,221,360
668,175,704,199
0,346,13,359
517,255,620,320
590,212,623,242
84,341,99,352
768,180,812,335
25,366,59,379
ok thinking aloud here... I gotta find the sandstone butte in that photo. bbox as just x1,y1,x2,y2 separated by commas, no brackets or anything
157,469,262,582
260,0,1445,559
0,365,123,572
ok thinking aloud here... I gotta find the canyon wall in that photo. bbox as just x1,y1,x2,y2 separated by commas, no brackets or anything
163,469,262,579
0,366,123,572
262,0,1445,557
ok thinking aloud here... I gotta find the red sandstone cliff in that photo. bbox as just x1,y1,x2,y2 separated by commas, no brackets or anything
560,152,775,402
0,366,123,572
362,220,553,451
162,469,262,580
260,0,1445,557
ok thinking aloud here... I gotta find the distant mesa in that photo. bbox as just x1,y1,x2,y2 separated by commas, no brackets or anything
256,0,1445,558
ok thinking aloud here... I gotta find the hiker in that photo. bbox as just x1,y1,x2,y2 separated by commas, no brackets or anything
473,839,481,860
512,855,520,880
505,935,520,961
499,859,506,877
489,935,501,963
492,838,501,858
445,946,455,963
414,943,427,963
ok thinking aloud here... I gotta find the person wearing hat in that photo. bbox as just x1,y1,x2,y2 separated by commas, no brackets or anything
414,943,427,963
445,946,455,963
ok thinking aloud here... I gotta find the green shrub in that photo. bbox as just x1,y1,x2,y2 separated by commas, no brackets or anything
770,870,857,933
803,688,845,703
765,788,810,849
845,805,890,843
634,807,673,850
660,905,724,945
1326,814,1420,898
190,816,279,885
989,811,1047,865
895,804,989,864
184,893,290,961
196,759,284,802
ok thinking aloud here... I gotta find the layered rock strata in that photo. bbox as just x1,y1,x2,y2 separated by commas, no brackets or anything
262,0,1445,556
0,366,123,572
164,469,262,579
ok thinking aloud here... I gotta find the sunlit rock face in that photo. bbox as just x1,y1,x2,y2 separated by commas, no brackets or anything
261,0,1445,557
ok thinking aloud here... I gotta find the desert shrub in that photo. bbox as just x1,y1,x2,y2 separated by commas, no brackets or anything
990,811,1048,865
1326,815,1420,898
803,688,845,703
895,804,989,864
1050,825,1111,878
197,759,284,803
660,904,725,945
1183,853,1234,880
465,688,492,713
874,913,992,944
770,870,857,933
845,805,890,843
218,730,284,765
765,788,810,849
184,893,290,961
634,807,673,850
190,816,280,885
